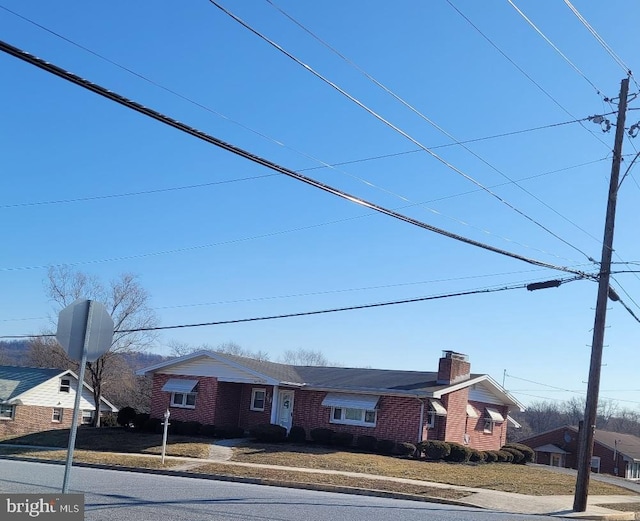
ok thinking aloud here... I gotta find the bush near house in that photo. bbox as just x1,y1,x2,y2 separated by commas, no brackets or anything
445,443,473,463
503,443,535,463
215,426,245,439
310,427,334,445
117,407,137,427
133,413,150,430
418,440,451,460
201,424,217,438
397,442,417,457
287,426,306,443
376,439,396,455
250,424,287,443
332,431,354,448
484,451,499,463
501,446,525,464
356,435,378,452
469,449,485,463
495,450,514,463
100,413,118,427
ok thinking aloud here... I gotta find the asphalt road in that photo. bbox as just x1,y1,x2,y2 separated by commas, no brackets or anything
0,459,550,521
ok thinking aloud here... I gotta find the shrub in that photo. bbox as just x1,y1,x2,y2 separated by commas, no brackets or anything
501,446,525,464
484,451,498,463
495,450,513,463
287,426,306,443
418,440,451,460
332,431,354,448
182,421,201,436
201,424,217,438
117,407,137,427
133,413,150,431
376,439,396,455
215,426,245,439
504,443,535,463
445,443,472,463
250,424,287,443
145,417,163,434
100,412,118,427
169,419,184,435
469,449,485,463
356,435,378,452
310,428,334,445
397,442,417,457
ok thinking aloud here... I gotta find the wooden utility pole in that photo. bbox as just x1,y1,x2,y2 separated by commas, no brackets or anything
573,77,629,512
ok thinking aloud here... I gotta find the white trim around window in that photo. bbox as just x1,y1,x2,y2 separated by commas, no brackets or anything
330,407,377,427
0,404,15,420
59,378,71,393
170,392,196,409
52,408,63,423
250,388,266,411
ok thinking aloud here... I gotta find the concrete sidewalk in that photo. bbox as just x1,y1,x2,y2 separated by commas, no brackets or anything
2,441,640,519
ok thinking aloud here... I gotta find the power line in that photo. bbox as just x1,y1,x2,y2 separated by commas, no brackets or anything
445,0,611,150
506,0,609,100
0,38,592,279
209,0,597,264
0,277,581,339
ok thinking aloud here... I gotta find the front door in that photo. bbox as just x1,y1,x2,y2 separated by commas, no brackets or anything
277,390,294,432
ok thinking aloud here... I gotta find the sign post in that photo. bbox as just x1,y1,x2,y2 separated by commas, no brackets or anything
161,409,170,465
56,299,114,493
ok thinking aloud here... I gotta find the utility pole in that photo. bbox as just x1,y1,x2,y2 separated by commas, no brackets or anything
573,77,629,512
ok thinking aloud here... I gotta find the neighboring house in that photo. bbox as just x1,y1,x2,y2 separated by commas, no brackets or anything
137,350,524,450
519,426,640,480
0,365,118,437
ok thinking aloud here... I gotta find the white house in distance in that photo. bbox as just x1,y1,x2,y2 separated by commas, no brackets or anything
0,365,118,436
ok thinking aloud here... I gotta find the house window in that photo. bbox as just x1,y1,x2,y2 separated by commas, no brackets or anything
483,419,494,434
426,412,436,429
250,388,266,411
59,378,71,393
170,392,196,409
52,408,63,423
81,410,94,425
331,407,376,427
0,404,15,420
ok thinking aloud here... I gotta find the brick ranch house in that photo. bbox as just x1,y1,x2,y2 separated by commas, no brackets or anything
520,426,640,480
0,365,118,437
138,350,524,450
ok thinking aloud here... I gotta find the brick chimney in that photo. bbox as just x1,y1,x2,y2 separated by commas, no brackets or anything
437,351,471,385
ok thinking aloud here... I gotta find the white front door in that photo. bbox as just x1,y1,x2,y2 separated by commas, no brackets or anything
277,390,294,432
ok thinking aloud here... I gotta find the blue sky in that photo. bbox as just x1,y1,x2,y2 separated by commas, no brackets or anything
1,1,640,409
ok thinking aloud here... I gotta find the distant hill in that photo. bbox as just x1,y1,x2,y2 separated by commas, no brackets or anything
0,340,168,369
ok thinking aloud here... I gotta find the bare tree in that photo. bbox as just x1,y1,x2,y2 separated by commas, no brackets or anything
27,336,78,372
45,266,158,426
280,348,331,366
168,339,270,362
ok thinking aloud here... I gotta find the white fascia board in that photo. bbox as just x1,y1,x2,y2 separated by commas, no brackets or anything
135,350,213,376
303,385,432,399
431,375,488,398
209,352,281,384
432,374,526,411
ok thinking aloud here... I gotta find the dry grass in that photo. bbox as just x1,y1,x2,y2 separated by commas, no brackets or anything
230,442,635,496
0,427,211,458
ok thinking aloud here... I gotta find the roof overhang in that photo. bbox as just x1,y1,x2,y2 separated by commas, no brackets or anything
534,444,569,454
161,379,199,393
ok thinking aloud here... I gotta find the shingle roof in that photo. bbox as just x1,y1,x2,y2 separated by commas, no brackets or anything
217,352,483,395
0,366,65,402
594,429,640,461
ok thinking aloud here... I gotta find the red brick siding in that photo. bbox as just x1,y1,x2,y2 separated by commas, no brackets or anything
150,374,219,425
519,428,626,477
0,405,79,437
214,382,243,427
237,385,272,430
437,356,471,384
442,388,470,445
291,391,423,444
464,400,509,451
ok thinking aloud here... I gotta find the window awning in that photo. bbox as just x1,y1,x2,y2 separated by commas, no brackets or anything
485,407,505,422
321,393,380,410
161,379,199,393
429,399,447,416
507,415,521,429
466,404,479,418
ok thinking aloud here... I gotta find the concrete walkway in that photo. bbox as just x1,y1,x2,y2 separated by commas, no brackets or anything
2,441,640,519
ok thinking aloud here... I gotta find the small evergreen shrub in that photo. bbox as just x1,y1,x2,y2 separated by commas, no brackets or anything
397,442,417,457
145,417,162,433
100,412,118,427
182,421,201,436
310,427,335,445
332,431,354,448
418,440,451,460
445,442,472,463
287,426,306,443
201,424,217,438
495,450,513,463
117,407,137,427
469,449,485,463
504,443,534,463
215,426,245,439
376,439,396,455
250,423,287,443
133,413,150,431
484,451,498,463
169,419,184,435
501,446,525,464
356,435,378,452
